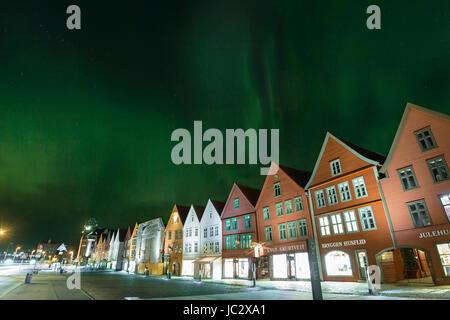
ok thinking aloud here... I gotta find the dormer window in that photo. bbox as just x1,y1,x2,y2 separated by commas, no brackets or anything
330,159,342,176
415,127,437,151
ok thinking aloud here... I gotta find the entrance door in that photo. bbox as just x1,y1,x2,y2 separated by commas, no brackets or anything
355,250,368,280
287,254,296,279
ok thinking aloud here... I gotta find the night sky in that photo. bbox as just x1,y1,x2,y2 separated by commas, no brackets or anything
0,1,449,249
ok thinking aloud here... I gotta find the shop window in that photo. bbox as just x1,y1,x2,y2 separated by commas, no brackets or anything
244,215,251,229
234,198,239,209
224,259,234,278
407,200,432,228
278,223,287,240
338,181,352,202
358,206,377,231
427,157,449,183
297,219,308,238
276,202,284,216
287,221,297,239
295,252,311,279
265,226,273,242
274,182,281,197
294,196,304,212
225,219,231,232
231,218,238,231
315,189,326,208
324,250,353,276
326,186,339,205
239,258,249,278
439,193,450,222
436,243,450,277
318,216,331,236
330,159,342,176
343,210,359,233
397,166,419,191
352,176,368,198
285,200,293,214
330,213,344,234
415,127,437,152
273,254,288,279
263,207,270,221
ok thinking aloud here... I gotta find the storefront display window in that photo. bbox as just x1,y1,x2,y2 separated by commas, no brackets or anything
238,258,249,278
324,250,353,276
439,194,450,221
437,243,450,277
273,254,288,278
182,260,194,276
295,252,310,279
224,259,233,278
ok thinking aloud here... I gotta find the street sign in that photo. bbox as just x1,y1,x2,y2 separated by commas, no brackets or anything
306,239,323,300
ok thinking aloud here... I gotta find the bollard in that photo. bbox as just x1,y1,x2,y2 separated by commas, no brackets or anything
25,272,33,284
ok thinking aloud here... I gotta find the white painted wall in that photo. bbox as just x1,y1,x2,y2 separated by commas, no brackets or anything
182,205,202,275
199,200,222,256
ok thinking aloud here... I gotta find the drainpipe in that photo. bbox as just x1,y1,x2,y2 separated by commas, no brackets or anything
307,190,323,281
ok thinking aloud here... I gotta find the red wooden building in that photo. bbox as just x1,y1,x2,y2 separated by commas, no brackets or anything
380,103,450,285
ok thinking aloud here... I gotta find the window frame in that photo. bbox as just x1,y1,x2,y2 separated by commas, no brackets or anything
326,186,339,206
234,198,239,209
352,176,368,199
318,216,331,237
285,199,293,214
294,196,304,212
263,207,270,221
330,159,342,176
264,225,273,242
330,213,345,235
231,218,238,231
358,206,377,231
338,181,352,203
244,215,251,229
414,127,437,152
287,221,298,240
278,223,287,241
276,202,284,216
438,193,450,223
315,189,326,208
274,182,281,197
407,199,433,228
427,156,450,184
297,219,308,238
397,166,420,191
343,210,359,233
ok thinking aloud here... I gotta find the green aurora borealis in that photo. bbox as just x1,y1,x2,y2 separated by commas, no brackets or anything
0,0,449,248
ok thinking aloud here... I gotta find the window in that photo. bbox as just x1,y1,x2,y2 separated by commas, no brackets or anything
194,242,198,252
244,215,251,229
187,228,191,237
179,230,182,238
195,228,198,237
234,198,239,209
294,196,303,212
231,218,238,231
436,243,450,277
330,213,344,235
184,243,188,252
188,243,192,253
297,219,308,238
324,251,352,276
208,226,213,237
215,225,219,236
174,230,178,240
263,207,270,220
287,221,297,239
209,242,214,252
338,181,352,202
231,235,238,249
415,127,437,151
265,226,273,242
427,157,449,183
352,177,368,198
278,223,287,240
330,159,342,176
168,231,171,240
274,182,281,197
407,200,432,228
285,200,293,214
398,167,419,191
315,190,326,208
204,227,208,238
358,206,377,231
440,194,450,222
215,242,220,253
318,216,331,236
225,236,231,250
343,210,359,233
240,234,252,249
276,202,284,216
326,186,339,205
225,219,231,232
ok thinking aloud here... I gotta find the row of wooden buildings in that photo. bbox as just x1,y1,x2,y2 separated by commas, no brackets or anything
76,103,450,285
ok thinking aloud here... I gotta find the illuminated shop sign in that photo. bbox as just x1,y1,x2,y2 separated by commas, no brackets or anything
419,229,450,239
322,239,366,249
264,244,306,254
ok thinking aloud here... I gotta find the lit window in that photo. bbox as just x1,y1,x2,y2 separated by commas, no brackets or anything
415,127,437,151
278,223,287,240
276,202,284,216
240,234,252,249
234,198,239,209
326,186,339,205
297,219,308,238
439,194,450,222
352,177,368,198
398,167,419,191
343,210,359,233
436,243,450,277
285,200,293,214
330,159,342,176
315,190,326,208
318,216,331,236
244,215,251,229
358,206,377,231
231,218,238,231
407,200,432,228
330,213,344,235
274,182,281,197
294,196,303,212
325,251,353,276
427,157,449,183
263,207,270,220
338,181,352,202
231,235,238,249
287,221,297,239
265,226,273,242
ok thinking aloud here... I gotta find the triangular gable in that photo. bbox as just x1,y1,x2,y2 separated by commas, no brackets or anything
221,183,261,219
305,133,385,189
380,102,450,174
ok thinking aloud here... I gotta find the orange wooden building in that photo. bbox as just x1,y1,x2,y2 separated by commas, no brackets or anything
255,162,314,280
305,133,395,282
163,204,190,276
380,103,450,285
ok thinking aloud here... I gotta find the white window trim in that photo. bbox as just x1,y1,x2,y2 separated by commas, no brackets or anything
330,159,342,176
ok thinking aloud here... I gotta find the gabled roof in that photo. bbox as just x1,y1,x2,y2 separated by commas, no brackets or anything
235,184,261,207
192,205,206,221
175,205,190,225
210,200,226,214
278,165,312,188
305,132,386,189
380,102,450,174
117,228,128,242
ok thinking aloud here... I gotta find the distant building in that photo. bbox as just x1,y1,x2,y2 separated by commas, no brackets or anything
135,218,165,275
121,225,133,271
182,205,205,277
109,228,128,271
36,239,59,259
